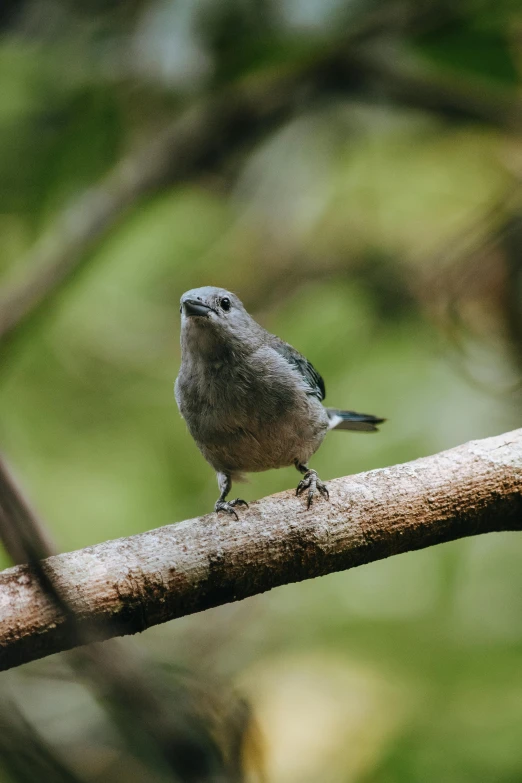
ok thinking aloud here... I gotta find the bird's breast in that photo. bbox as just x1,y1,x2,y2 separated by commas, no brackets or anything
176,350,329,472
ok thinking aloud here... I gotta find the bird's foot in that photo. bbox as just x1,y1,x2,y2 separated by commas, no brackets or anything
296,470,329,509
214,498,249,521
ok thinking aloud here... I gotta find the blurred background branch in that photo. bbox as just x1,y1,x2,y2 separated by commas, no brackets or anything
3,2,522,357
0,452,262,783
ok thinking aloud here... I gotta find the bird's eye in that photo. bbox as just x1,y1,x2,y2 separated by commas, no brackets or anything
220,297,231,311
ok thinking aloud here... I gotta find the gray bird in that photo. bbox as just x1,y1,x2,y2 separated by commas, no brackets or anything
175,286,384,518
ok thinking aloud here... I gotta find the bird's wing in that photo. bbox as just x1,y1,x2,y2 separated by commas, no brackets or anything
271,338,326,401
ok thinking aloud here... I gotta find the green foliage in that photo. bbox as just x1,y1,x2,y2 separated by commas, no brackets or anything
1,0,522,780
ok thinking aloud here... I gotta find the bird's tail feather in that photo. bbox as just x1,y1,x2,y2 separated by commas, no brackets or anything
326,408,385,432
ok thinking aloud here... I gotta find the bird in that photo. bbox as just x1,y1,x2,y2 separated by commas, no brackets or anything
175,286,384,518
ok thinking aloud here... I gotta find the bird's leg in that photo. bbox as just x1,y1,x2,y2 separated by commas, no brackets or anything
214,472,249,520
294,462,329,508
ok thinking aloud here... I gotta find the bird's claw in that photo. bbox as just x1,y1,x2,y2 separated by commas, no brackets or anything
296,470,329,508
215,498,249,520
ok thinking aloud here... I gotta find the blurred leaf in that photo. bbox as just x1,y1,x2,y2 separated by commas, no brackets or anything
414,20,519,86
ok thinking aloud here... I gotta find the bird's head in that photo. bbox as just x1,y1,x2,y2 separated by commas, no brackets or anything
179,286,259,356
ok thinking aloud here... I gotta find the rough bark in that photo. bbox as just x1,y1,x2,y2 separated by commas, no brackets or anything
0,429,521,671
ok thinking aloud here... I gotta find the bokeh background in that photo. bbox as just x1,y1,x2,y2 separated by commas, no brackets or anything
1,1,522,781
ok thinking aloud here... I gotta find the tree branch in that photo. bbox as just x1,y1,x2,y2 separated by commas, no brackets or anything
0,429,521,671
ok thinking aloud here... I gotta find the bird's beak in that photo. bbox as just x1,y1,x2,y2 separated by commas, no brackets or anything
182,299,213,317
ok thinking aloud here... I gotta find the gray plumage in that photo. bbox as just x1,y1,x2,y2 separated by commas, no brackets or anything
175,286,384,517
